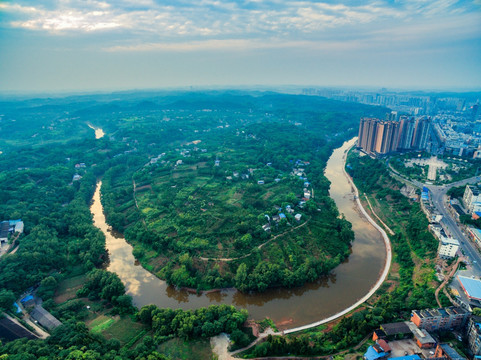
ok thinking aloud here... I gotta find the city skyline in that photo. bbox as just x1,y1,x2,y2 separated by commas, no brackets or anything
358,115,431,156
0,0,480,93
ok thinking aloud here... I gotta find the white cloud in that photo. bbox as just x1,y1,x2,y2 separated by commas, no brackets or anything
1,0,479,50
105,38,367,52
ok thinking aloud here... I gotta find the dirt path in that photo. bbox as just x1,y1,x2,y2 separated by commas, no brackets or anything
211,333,237,360
211,328,279,359
23,316,50,339
199,218,311,262
363,195,395,236
435,257,462,307
132,179,147,226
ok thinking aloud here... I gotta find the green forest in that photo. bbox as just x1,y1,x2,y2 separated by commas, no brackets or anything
0,91,388,358
101,121,356,291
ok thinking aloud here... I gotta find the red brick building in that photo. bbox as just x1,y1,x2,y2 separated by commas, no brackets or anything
410,307,468,332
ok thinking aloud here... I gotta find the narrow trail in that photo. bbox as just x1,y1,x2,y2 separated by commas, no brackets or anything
199,217,311,262
435,257,462,307
132,179,147,226
363,195,395,236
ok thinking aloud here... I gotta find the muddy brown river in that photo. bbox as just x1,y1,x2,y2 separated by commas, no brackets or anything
90,137,386,330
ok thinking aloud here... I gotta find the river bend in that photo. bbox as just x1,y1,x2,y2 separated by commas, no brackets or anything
90,137,386,330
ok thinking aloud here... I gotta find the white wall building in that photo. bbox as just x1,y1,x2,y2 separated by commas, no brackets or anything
438,236,460,259
463,185,481,214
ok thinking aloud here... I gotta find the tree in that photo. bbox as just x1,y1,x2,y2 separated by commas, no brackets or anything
235,263,248,291
0,289,15,312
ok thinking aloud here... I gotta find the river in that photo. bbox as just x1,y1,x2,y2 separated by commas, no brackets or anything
90,137,387,330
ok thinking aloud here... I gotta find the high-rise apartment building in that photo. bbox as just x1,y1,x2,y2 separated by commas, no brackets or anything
358,118,378,154
412,117,431,150
397,116,416,151
374,121,400,155
358,116,429,156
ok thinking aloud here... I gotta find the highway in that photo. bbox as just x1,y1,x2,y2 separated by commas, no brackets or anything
389,164,481,274
426,177,481,275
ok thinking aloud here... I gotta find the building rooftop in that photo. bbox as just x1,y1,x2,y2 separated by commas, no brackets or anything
440,237,460,246
469,227,481,239
413,306,467,319
458,276,481,301
468,185,481,196
412,328,435,344
377,339,391,352
0,221,9,239
373,329,387,338
451,204,466,216
380,322,411,335
439,244,459,258
439,343,466,360
390,355,421,360
30,305,62,331
364,346,388,360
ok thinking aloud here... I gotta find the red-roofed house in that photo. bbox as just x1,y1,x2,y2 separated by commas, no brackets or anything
376,339,391,353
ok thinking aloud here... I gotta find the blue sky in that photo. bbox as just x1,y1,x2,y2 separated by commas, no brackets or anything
0,0,480,92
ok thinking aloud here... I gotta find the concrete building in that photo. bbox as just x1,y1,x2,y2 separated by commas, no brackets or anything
410,307,469,331
467,315,481,357
434,343,466,360
463,185,481,214
397,116,416,151
458,276,481,303
358,118,379,154
374,121,400,155
358,116,430,156
358,118,401,155
0,220,24,244
468,227,481,249
412,117,431,150
438,237,460,259
412,328,436,349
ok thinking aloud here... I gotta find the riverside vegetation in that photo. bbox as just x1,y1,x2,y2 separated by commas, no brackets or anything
101,122,356,292
0,91,387,359
240,148,445,358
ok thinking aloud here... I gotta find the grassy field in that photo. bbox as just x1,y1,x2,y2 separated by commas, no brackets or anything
101,316,148,345
89,315,115,334
157,338,213,360
54,274,87,304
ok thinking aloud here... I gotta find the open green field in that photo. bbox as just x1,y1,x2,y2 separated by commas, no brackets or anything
88,315,115,333
157,338,213,360
102,316,146,344
54,274,87,303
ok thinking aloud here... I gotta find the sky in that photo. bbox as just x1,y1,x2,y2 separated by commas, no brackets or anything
0,0,480,93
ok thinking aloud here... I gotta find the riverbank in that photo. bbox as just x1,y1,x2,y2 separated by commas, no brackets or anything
283,141,392,334
92,137,389,329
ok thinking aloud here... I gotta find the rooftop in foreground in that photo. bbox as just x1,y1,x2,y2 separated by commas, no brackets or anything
458,276,481,301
